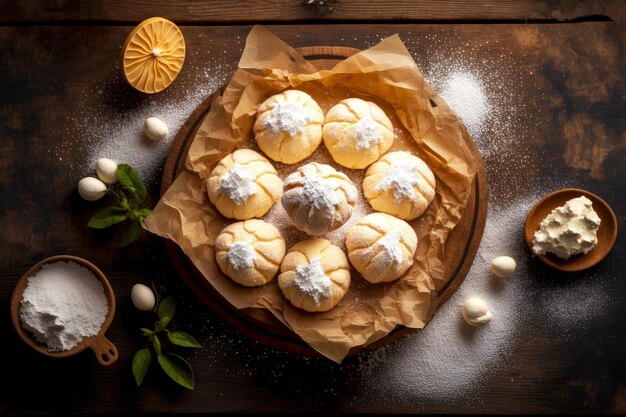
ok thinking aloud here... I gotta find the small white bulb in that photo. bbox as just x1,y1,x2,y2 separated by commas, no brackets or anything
144,117,169,141
95,158,118,184
77,177,107,201
462,297,492,326
131,284,156,311
491,256,517,278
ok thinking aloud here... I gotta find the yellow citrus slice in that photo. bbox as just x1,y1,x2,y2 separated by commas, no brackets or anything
121,17,185,94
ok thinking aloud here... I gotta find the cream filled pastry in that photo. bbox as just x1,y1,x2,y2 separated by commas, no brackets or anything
345,213,417,283
281,162,358,235
215,219,286,287
363,151,436,220
207,149,282,219
278,238,350,312
323,98,394,169
253,90,324,164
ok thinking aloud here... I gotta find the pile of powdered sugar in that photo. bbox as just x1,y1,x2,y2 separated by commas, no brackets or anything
354,115,380,150
263,102,310,137
376,161,422,203
438,72,491,139
293,257,332,306
227,241,256,271
19,261,109,352
376,230,404,264
219,163,258,205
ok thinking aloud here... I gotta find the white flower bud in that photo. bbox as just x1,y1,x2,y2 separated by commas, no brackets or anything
131,284,156,311
96,158,118,184
143,117,169,141
77,177,107,201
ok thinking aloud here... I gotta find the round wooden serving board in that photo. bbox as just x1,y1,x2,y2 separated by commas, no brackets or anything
160,46,488,358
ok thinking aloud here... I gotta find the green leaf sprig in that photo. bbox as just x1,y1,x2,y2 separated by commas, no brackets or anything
132,296,202,390
87,164,152,247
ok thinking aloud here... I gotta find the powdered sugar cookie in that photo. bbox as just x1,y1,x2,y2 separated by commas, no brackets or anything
253,90,324,164
281,162,358,235
215,219,286,287
345,213,417,283
278,238,350,312
207,149,282,220
323,98,394,169
363,151,436,220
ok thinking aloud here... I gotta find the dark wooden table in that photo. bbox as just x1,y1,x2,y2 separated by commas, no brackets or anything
1,1,624,414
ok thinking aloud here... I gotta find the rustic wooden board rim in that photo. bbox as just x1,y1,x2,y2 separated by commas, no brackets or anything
159,45,488,358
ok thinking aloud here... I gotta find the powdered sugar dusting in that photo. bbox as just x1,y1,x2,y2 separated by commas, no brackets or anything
219,163,257,205
376,230,404,264
376,161,421,203
355,115,379,150
353,196,536,402
293,257,332,306
439,72,491,138
263,102,310,137
227,241,256,270
53,57,232,189
19,261,108,352
296,173,339,213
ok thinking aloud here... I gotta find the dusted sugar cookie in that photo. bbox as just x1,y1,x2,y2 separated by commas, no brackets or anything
207,149,282,219
253,90,324,164
281,162,358,235
323,98,394,169
278,238,351,312
215,219,286,287
346,213,418,283
363,151,436,221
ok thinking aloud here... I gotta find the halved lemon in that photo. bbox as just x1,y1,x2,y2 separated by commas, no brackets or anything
121,17,185,94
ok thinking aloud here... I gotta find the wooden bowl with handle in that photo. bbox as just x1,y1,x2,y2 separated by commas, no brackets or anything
10,255,118,366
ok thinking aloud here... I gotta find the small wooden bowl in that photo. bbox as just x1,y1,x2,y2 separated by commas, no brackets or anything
524,188,618,272
10,255,118,366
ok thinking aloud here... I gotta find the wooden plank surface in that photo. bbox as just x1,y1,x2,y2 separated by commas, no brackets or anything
0,0,620,23
0,21,624,414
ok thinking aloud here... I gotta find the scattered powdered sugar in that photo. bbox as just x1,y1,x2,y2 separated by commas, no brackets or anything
219,163,258,205
227,241,256,270
353,196,536,402
354,115,380,150
263,102,310,137
19,261,109,352
293,257,332,306
375,230,404,264
376,161,421,203
439,72,491,138
54,58,232,188
294,173,339,214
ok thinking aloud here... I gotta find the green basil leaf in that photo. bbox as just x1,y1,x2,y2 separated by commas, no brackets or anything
152,334,162,355
167,332,202,348
140,327,154,336
132,348,152,386
157,353,194,390
120,220,144,247
158,296,176,322
87,207,127,229
117,164,147,203
136,208,152,219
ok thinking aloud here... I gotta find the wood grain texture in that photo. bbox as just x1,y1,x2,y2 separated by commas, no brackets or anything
0,22,624,414
0,0,619,23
